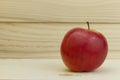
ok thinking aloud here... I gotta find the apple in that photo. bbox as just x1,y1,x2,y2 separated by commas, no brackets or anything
60,22,108,72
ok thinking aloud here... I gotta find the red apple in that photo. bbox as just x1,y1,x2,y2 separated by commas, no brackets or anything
60,23,108,72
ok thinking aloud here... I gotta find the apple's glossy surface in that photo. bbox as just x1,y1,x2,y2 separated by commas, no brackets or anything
61,28,108,72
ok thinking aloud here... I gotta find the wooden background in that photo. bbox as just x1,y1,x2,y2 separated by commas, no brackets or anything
1,0,120,23
0,0,120,59
0,23,120,59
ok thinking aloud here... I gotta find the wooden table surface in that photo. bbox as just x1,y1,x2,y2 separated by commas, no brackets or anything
0,59,119,80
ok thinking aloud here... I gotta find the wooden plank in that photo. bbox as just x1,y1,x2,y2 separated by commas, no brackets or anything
0,59,119,79
0,23,120,59
0,0,120,22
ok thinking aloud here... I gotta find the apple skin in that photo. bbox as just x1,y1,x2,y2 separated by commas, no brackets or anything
61,28,108,72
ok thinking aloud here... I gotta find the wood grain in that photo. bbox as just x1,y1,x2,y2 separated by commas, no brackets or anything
0,0,120,22
0,22,120,59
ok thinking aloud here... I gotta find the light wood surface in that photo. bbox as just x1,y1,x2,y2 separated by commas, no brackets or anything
0,22,119,59
0,59,119,79
0,0,120,22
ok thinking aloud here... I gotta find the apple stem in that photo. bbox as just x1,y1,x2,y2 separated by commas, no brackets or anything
87,22,90,30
